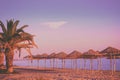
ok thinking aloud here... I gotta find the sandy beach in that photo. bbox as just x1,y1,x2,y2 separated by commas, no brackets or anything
0,66,120,80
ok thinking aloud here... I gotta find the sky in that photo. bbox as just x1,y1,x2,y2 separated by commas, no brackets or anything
0,0,120,58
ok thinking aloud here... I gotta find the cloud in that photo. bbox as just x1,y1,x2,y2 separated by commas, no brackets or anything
41,21,67,29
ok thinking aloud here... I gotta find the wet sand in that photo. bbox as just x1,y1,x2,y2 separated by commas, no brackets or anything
0,66,120,80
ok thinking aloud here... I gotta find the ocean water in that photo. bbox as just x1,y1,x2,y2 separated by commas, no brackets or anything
13,58,120,71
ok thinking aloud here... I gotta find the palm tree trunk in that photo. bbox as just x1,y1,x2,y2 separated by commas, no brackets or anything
5,49,14,73
0,53,4,69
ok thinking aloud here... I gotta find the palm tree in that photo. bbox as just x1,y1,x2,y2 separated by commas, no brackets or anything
0,19,37,73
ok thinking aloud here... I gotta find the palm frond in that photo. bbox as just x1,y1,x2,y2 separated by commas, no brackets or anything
9,38,20,46
0,33,3,38
25,48,33,61
18,32,37,48
31,40,38,48
10,32,33,45
18,48,21,58
11,32,34,45
12,20,19,36
20,32,33,37
0,20,7,34
17,25,28,33
0,38,4,43
15,43,33,48
7,19,14,36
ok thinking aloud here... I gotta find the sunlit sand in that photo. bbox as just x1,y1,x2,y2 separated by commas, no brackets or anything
0,66,120,80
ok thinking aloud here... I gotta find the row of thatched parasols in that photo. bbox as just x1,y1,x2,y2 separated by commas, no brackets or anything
29,50,101,60
24,47,120,74
25,47,120,60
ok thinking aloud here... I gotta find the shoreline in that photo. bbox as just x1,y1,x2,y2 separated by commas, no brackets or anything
0,66,120,80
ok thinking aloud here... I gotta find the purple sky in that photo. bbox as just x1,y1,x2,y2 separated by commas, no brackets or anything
0,0,120,57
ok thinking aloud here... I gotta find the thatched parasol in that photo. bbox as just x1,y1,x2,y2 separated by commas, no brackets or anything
100,46,120,58
48,53,56,59
32,54,42,68
67,50,82,70
82,49,102,72
48,53,56,68
67,50,82,59
32,54,41,59
40,53,48,69
101,47,120,74
40,53,48,59
55,52,67,59
82,49,102,58
24,55,33,59
55,52,67,69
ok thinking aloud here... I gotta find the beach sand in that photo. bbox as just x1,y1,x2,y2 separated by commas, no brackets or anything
0,66,120,80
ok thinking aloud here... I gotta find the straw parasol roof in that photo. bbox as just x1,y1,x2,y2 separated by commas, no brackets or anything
32,54,41,59
55,52,67,59
67,50,82,59
82,49,101,58
101,47,120,58
24,55,33,59
48,53,56,59
40,53,48,59
100,47,120,56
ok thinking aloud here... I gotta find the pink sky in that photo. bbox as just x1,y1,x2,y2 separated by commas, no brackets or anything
0,0,120,58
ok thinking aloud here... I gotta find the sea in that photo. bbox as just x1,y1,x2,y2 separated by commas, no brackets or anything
12,58,120,71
